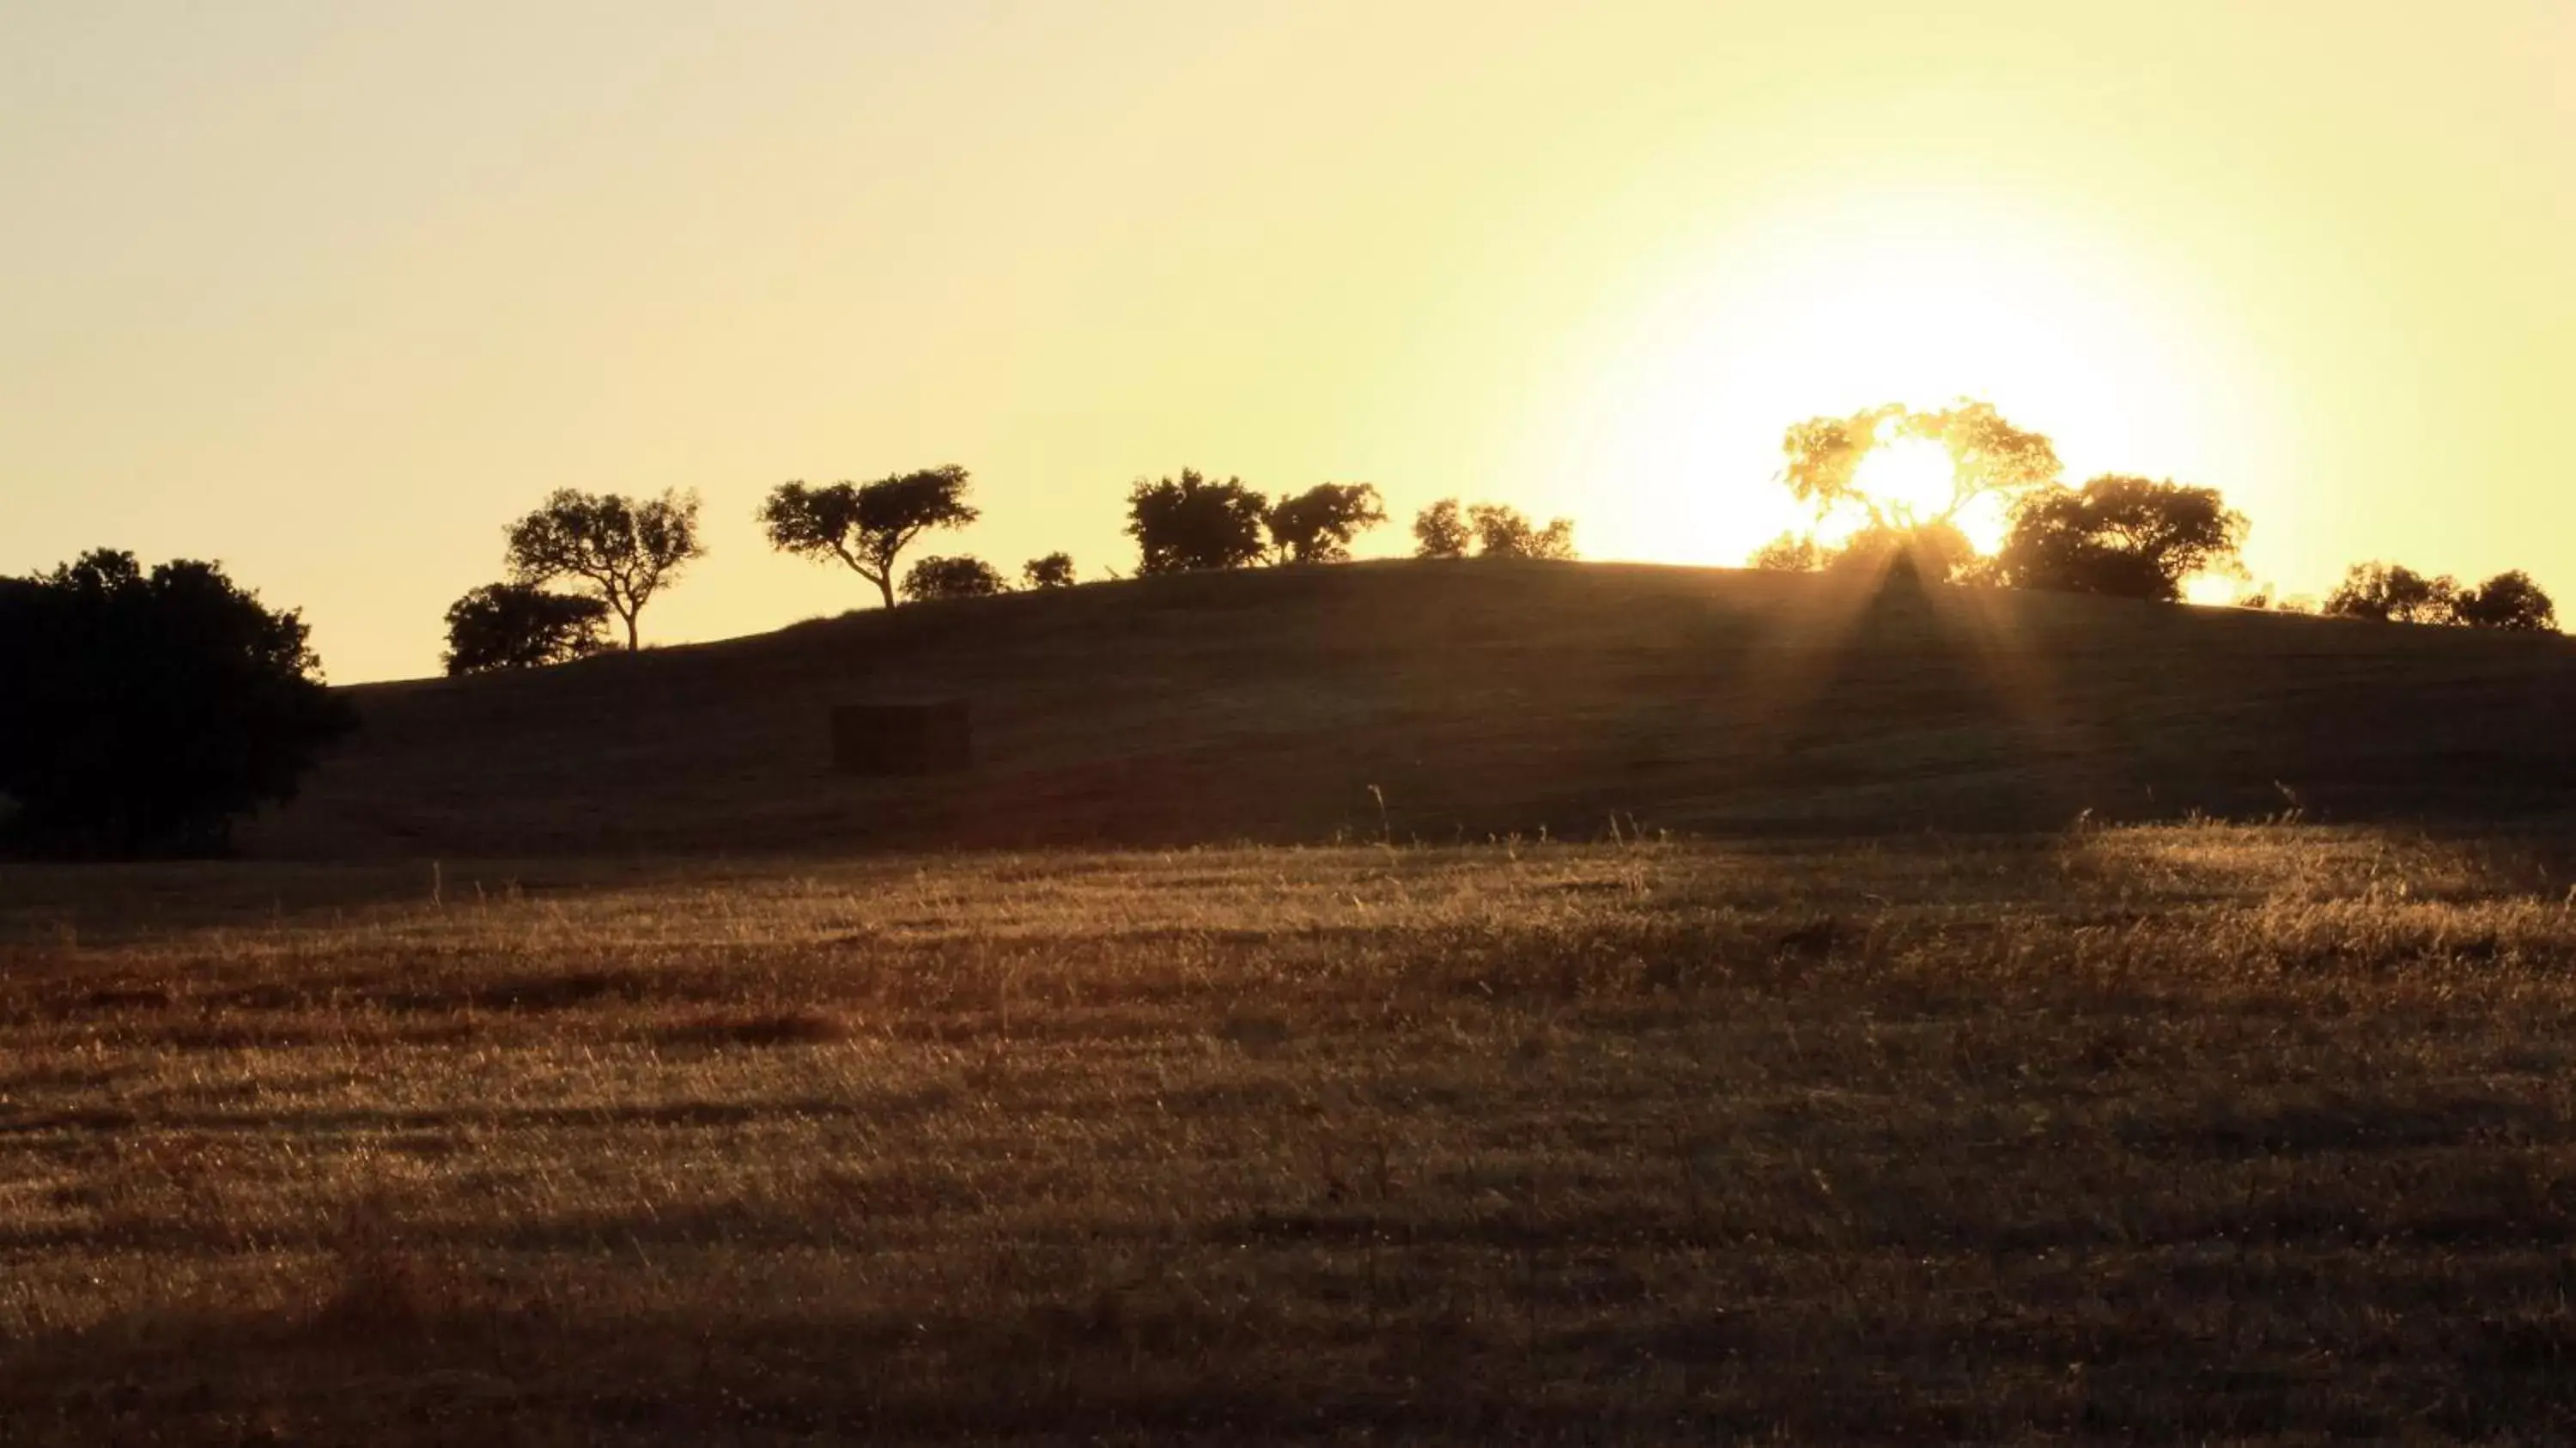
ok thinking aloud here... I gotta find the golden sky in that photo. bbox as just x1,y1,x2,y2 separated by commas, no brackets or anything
8,2,2572,680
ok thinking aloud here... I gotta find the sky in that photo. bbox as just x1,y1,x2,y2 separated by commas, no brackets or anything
6,1,2573,681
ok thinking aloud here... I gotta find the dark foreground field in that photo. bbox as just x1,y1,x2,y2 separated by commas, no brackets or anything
12,826,2576,1443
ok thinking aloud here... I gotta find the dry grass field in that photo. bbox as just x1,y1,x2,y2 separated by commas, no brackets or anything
13,824,2576,1443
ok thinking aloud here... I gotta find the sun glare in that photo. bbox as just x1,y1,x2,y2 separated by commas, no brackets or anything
1550,179,2263,574
1848,435,1956,526
2182,574,2240,606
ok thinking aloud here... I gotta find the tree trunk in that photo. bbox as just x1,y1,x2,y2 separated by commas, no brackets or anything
623,611,640,652
875,573,896,609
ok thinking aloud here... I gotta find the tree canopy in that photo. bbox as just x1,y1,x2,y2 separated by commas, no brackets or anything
758,466,979,609
1467,504,1578,561
2324,563,2459,624
1996,475,2249,602
504,489,705,651
2324,563,2560,631
901,554,1009,602
0,550,354,857
1266,484,1388,563
1781,400,2062,529
442,583,611,675
2452,570,2559,631
1022,552,1077,589
1125,470,1270,574
1412,500,1471,559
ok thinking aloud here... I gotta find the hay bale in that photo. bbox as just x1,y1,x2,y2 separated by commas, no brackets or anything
831,701,972,776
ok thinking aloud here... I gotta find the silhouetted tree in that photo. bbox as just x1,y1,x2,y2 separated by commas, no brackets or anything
1413,499,1471,559
0,551,354,857
901,555,1009,602
504,488,703,651
442,584,611,676
1467,504,1577,561
758,466,977,611
1125,470,1269,574
1996,475,2249,602
2324,563,2458,624
1781,399,2061,531
1266,483,1387,563
2451,570,2559,631
1749,532,1825,572
1022,552,1077,589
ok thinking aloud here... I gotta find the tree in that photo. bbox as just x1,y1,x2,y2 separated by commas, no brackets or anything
758,466,978,610
2324,563,2458,624
1467,504,1577,561
442,584,611,676
1022,552,1077,589
1266,483,1388,563
1780,399,2061,531
1995,475,2249,602
504,488,704,651
901,555,1009,602
0,550,355,857
1413,499,1471,559
2451,570,2559,631
1125,470,1269,574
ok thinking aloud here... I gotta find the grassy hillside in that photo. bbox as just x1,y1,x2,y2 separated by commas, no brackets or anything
247,562,2576,857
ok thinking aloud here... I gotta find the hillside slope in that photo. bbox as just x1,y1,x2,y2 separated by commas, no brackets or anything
246,562,2576,857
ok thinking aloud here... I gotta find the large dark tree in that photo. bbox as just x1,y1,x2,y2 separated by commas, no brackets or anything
1467,503,1577,561
503,488,704,651
442,583,611,675
901,554,1009,602
2324,563,2458,624
758,465,978,609
2451,570,2559,631
0,551,354,857
1413,499,1471,559
1125,470,1269,574
1265,484,1387,563
1996,475,2249,602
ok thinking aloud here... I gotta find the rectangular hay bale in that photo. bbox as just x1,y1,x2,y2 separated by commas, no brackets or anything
831,701,973,776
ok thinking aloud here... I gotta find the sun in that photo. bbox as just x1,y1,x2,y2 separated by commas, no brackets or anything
1541,177,2264,573
1838,428,2016,555
1848,435,1956,526
2181,574,2241,606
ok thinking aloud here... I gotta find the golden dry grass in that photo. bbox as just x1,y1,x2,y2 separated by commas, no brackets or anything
9,826,2576,1442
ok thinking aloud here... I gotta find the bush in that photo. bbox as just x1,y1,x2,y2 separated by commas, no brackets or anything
0,551,355,857
442,584,611,675
901,555,1009,601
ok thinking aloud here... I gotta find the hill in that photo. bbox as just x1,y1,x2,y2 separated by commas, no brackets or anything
245,561,2576,857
